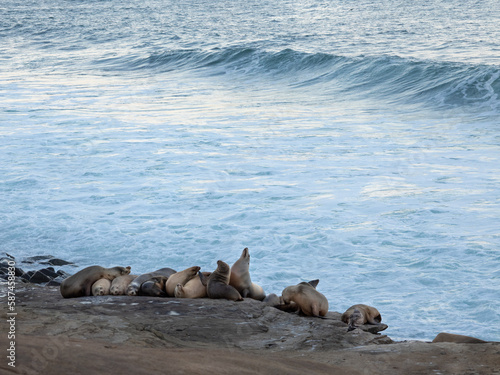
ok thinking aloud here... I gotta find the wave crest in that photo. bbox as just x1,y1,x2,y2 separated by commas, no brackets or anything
94,47,500,110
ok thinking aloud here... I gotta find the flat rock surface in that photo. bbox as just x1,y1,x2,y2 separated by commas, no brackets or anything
1,284,500,374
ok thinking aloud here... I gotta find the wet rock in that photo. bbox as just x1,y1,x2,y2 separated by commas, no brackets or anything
353,323,389,334
39,267,60,279
41,258,76,266
28,270,53,284
23,255,56,264
432,332,488,344
20,271,34,281
57,270,72,279
3,284,499,375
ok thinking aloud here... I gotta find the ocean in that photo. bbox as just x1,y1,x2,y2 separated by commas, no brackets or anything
1,0,499,341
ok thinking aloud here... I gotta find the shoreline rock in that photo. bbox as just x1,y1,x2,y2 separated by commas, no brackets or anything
1,283,499,375
2,255,499,374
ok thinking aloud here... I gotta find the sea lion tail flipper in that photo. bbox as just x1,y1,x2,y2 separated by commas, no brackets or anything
198,271,208,286
308,279,319,288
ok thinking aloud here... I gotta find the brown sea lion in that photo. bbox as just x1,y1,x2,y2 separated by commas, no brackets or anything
91,278,111,296
60,265,131,298
174,271,211,299
110,274,137,295
164,266,201,297
126,267,176,296
432,332,487,344
341,304,382,331
140,277,169,297
229,247,266,301
207,260,243,301
281,279,328,317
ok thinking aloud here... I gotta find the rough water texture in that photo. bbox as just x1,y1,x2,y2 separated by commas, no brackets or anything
1,0,499,342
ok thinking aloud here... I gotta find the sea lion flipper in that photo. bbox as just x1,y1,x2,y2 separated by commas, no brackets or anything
198,271,208,286
307,279,319,288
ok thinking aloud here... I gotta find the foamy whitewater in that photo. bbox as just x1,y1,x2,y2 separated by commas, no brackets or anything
1,0,499,341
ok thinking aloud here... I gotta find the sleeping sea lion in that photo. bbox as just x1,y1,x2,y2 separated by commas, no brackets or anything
126,267,176,296
207,260,243,301
281,279,328,317
174,271,211,299
91,278,111,296
60,265,131,298
341,304,383,331
229,247,266,301
140,277,168,297
164,266,201,297
110,274,137,295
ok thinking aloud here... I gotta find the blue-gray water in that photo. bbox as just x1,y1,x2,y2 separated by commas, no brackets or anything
1,0,499,341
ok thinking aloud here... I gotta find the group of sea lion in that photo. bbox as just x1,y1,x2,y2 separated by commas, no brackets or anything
59,247,384,332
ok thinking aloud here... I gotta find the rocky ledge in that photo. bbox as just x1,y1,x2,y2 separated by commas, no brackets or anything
1,284,499,375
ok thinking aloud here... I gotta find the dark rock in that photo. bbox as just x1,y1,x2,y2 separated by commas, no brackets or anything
28,270,52,284
359,323,389,334
20,271,34,281
57,270,72,279
39,268,59,279
40,258,76,266
23,255,55,264
432,332,488,344
0,263,27,277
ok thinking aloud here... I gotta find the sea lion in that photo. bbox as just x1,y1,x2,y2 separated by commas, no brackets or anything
126,267,176,296
174,271,211,299
263,293,301,312
207,260,243,301
229,247,266,301
110,274,137,295
140,278,168,297
60,265,131,298
281,279,328,317
341,304,382,331
262,293,283,307
432,332,487,344
164,266,201,297
91,278,111,296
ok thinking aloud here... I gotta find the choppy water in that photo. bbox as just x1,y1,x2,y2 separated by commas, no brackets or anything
1,0,500,341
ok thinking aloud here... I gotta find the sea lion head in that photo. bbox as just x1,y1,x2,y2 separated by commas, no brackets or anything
187,266,201,276
216,260,230,274
109,266,131,276
140,279,167,297
110,285,121,295
126,283,140,296
240,247,250,263
347,309,363,331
